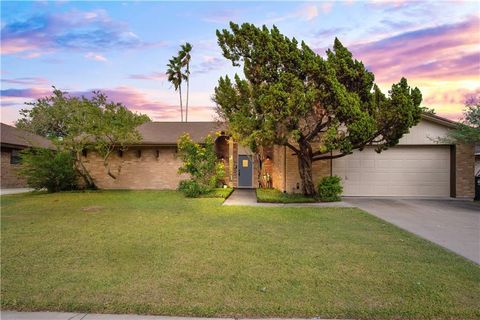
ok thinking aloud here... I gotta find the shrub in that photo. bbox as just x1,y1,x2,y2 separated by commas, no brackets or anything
177,133,225,197
317,176,343,202
19,148,78,192
178,180,208,198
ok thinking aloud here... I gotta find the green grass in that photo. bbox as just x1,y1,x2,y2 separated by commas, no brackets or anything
256,188,317,203
199,187,233,199
1,190,479,319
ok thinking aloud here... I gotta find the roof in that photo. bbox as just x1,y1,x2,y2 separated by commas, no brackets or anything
136,121,225,145
421,113,457,129
0,123,55,149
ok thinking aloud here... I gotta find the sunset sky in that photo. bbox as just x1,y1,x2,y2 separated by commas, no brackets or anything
1,0,479,125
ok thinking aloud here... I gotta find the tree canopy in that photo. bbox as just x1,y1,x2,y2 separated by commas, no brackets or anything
214,22,423,195
17,88,150,188
444,98,480,145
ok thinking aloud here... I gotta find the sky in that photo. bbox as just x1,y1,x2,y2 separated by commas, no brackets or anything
1,0,479,125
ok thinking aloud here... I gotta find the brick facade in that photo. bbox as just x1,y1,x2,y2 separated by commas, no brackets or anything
83,147,189,189
1,148,28,188
81,140,475,199
455,144,475,198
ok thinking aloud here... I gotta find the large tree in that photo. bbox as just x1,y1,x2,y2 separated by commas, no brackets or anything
214,22,422,195
17,88,150,188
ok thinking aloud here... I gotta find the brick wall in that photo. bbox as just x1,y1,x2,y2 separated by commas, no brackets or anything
1,148,28,188
83,147,188,189
271,144,330,193
456,144,475,198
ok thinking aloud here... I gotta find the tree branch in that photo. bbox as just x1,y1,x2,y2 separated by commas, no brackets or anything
285,142,299,154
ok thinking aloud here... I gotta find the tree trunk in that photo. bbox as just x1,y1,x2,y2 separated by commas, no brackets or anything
297,144,316,196
185,77,189,122
179,85,183,122
75,151,96,189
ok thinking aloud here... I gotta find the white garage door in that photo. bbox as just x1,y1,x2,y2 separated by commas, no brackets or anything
333,146,451,197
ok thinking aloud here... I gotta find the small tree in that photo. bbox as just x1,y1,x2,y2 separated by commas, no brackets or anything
19,148,78,192
214,22,422,195
17,88,150,188
177,133,225,197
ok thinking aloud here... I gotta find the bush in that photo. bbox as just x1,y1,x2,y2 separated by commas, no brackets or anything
19,148,78,192
317,176,343,202
177,133,225,197
178,180,208,198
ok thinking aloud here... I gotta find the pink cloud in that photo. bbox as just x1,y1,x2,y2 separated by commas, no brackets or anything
128,72,167,81
85,52,108,62
350,16,480,83
1,85,214,121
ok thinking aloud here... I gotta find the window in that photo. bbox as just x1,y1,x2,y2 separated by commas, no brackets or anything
156,149,160,158
136,150,142,158
10,149,21,165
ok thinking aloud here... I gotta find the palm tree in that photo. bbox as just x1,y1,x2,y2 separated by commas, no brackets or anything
166,57,183,122
179,43,192,122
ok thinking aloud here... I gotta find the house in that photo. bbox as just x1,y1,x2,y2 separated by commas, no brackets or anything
82,114,475,198
0,123,55,188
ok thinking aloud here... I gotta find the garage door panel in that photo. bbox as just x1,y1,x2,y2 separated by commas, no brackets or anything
333,146,451,197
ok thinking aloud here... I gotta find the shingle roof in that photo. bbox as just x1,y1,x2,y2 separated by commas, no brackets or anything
0,123,55,149
136,121,225,145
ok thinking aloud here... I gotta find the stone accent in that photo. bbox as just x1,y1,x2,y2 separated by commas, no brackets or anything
83,147,188,189
455,144,475,198
1,148,28,188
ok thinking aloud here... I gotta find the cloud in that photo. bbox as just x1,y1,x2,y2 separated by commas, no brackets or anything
1,9,162,58
350,16,480,83
263,3,332,24
128,72,167,81
85,52,108,62
193,56,227,74
0,86,215,121
300,5,319,21
201,9,242,24
1,77,49,85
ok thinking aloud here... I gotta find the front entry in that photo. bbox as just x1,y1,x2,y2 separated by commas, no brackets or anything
238,155,253,188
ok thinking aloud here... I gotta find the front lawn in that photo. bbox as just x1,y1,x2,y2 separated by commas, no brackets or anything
1,191,479,319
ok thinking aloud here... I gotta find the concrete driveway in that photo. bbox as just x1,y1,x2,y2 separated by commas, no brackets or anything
345,198,480,264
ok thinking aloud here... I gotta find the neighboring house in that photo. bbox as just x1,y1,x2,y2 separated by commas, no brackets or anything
0,123,55,188
82,114,476,198
475,144,480,177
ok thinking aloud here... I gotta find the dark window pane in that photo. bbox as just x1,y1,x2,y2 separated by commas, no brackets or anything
10,149,21,164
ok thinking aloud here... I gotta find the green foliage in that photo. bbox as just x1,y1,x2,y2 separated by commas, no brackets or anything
178,180,207,198
256,188,317,203
317,176,343,202
18,148,78,192
16,88,150,187
200,187,234,199
445,99,480,144
177,133,225,197
214,22,423,194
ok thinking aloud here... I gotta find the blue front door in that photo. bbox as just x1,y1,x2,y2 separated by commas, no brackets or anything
238,155,253,188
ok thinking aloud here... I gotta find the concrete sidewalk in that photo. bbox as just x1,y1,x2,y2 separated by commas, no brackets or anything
1,311,343,320
223,189,353,207
0,188,34,195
